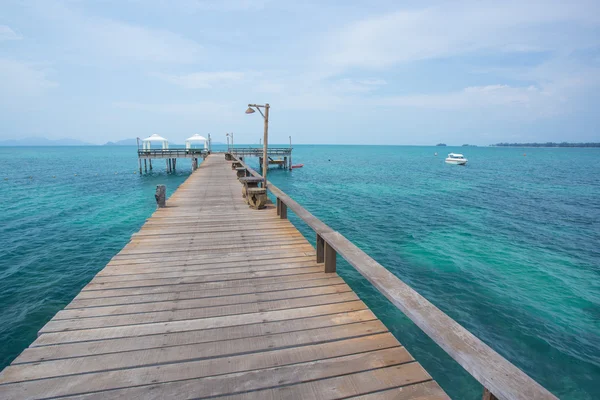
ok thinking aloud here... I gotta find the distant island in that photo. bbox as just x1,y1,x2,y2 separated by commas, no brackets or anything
103,138,139,146
436,143,447,146
492,142,600,148
0,137,93,146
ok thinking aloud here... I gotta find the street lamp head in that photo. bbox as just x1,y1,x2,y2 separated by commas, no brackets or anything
245,107,255,114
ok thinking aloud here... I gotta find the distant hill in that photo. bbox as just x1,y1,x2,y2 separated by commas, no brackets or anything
492,142,600,148
104,138,139,146
436,143,447,146
104,138,188,146
0,137,93,146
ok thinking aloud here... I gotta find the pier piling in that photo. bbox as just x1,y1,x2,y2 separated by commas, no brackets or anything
154,184,166,208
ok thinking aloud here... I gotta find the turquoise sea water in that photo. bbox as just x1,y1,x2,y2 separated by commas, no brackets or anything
0,145,599,399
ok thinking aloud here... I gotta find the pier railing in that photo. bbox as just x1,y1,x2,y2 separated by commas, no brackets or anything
230,147,292,156
234,156,557,400
138,149,206,157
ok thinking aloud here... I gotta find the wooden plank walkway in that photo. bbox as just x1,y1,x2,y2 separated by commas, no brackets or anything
0,155,449,400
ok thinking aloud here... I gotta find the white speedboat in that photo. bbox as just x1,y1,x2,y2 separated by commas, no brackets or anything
445,153,468,165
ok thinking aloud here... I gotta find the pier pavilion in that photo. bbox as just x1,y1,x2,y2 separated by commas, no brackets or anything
137,133,211,173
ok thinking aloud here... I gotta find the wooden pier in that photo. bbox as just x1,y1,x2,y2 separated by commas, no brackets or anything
0,155,557,399
231,147,293,170
137,148,208,173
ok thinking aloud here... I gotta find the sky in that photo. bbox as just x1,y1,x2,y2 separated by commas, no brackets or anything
1,0,599,145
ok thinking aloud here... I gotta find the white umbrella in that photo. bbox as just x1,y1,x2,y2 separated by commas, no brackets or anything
185,134,208,150
142,134,169,149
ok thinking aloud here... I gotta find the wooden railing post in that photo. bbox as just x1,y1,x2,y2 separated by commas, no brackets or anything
155,185,166,208
316,234,324,263
324,241,336,273
482,388,498,400
280,201,287,219
233,158,558,400
276,197,281,216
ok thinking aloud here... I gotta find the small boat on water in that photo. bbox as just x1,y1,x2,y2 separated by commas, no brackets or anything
445,153,468,165
291,164,304,169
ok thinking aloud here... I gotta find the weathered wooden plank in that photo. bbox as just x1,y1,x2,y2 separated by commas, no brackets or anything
72,273,334,299
98,256,317,276
55,351,422,400
55,285,353,320
16,312,381,363
114,241,314,256
351,381,449,399
91,260,320,283
6,347,408,398
106,251,316,267
1,332,399,384
217,367,440,400
39,292,361,333
33,302,370,346
82,266,325,291
66,276,345,308
110,245,316,261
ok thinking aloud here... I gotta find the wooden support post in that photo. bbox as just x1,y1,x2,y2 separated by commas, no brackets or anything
155,185,166,208
280,201,287,219
149,159,152,170
276,198,281,215
284,156,287,170
166,159,169,172
259,157,263,171
144,159,147,173
324,241,336,273
316,234,324,264
138,158,142,174
173,159,176,170
482,388,498,400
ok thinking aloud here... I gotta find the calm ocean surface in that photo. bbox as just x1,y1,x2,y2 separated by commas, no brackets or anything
0,145,598,399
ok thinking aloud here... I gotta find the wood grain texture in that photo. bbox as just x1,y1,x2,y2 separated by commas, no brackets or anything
236,156,558,400
0,155,446,400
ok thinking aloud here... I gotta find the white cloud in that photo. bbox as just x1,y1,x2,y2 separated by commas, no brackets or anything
324,1,600,70
372,84,563,118
0,25,21,41
165,0,271,12
81,19,201,64
113,101,235,116
332,78,387,93
29,2,202,65
0,58,57,97
153,71,245,88
357,78,387,86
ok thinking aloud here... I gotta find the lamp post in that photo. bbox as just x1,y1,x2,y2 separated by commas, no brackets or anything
245,103,270,188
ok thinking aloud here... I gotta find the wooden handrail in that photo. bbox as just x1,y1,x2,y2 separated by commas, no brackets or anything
234,157,557,400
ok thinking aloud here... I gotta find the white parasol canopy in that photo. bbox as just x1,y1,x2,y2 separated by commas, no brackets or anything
185,134,208,150
142,134,169,149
